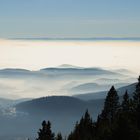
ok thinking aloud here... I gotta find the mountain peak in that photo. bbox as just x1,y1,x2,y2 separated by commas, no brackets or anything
58,64,82,69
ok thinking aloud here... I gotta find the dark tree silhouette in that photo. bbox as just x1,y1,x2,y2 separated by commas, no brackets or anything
133,76,140,107
68,110,95,140
100,86,119,122
37,120,55,140
55,133,63,140
122,90,130,112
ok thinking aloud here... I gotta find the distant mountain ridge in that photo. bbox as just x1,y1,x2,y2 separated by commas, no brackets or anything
0,66,135,99
40,67,122,76
15,82,137,122
74,83,137,100
0,66,133,77
12,37,140,41
70,82,129,94
0,68,31,74
57,64,83,69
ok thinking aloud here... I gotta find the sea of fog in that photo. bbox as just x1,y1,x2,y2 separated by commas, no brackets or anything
0,39,139,99
0,39,140,73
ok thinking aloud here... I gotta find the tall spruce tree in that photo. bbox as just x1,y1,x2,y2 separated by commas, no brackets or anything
122,90,130,112
68,110,95,140
133,76,140,107
136,76,140,92
95,86,119,140
55,133,63,140
37,120,55,140
100,86,119,122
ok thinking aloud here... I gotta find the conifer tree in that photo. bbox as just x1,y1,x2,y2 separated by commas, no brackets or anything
95,86,119,140
100,86,119,122
37,120,55,140
136,76,140,92
133,76,140,108
122,90,130,112
68,110,95,140
55,133,63,140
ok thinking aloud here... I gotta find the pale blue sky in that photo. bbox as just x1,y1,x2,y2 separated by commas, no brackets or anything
0,0,140,38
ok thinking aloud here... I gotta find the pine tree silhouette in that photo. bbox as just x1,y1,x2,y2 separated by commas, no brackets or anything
133,76,140,107
37,120,55,140
55,133,63,140
122,90,130,112
68,110,95,140
100,86,119,122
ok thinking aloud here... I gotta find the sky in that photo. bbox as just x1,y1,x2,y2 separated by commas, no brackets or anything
0,39,140,74
0,0,140,38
